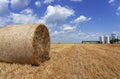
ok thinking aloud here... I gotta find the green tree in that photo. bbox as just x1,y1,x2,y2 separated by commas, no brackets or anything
110,39,119,44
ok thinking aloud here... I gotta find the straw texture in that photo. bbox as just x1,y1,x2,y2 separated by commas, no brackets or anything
0,24,50,65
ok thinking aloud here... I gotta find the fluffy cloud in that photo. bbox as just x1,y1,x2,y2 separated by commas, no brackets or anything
51,31,104,43
44,0,54,4
108,0,115,4
71,15,91,23
0,5,74,28
47,8,78,41
41,5,74,27
0,0,10,16
10,0,31,10
51,24,76,37
0,8,44,27
51,30,64,36
0,0,31,16
35,1,41,7
71,0,82,2
21,8,33,14
9,8,42,24
63,24,76,31
0,16,11,27
112,31,120,36
116,6,120,16
0,0,11,26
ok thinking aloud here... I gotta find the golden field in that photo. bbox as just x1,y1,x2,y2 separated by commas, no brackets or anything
0,44,120,79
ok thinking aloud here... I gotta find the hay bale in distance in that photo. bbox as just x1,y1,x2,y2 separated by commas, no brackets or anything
0,24,50,65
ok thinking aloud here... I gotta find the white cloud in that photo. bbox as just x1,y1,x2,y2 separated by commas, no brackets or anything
0,0,10,16
51,28,105,43
63,24,76,31
51,31,87,43
41,5,74,27
71,0,82,2
44,0,54,4
0,5,74,29
10,0,31,10
21,8,33,14
51,30,64,36
0,16,11,27
9,8,42,24
78,31,85,36
0,8,44,27
35,1,41,7
108,0,115,4
71,15,91,23
51,24,76,37
116,6,120,16
112,31,120,35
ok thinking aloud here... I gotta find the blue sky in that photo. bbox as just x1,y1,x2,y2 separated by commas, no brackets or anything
0,0,120,43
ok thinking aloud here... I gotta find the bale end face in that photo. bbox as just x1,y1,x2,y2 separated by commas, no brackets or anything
32,24,50,65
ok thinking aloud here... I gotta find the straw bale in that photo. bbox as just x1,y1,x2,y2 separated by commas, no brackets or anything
0,24,50,65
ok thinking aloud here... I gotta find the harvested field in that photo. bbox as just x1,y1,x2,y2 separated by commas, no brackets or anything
0,44,120,79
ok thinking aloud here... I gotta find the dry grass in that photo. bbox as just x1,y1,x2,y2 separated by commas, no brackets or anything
0,44,120,79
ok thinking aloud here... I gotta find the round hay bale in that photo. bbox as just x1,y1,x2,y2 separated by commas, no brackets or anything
0,24,50,65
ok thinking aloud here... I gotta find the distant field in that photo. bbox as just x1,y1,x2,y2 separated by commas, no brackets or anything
0,44,120,79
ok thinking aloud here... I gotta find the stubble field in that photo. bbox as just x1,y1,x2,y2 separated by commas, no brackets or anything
0,44,120,79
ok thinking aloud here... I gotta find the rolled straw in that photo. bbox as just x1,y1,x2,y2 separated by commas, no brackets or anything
0,24,50,65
